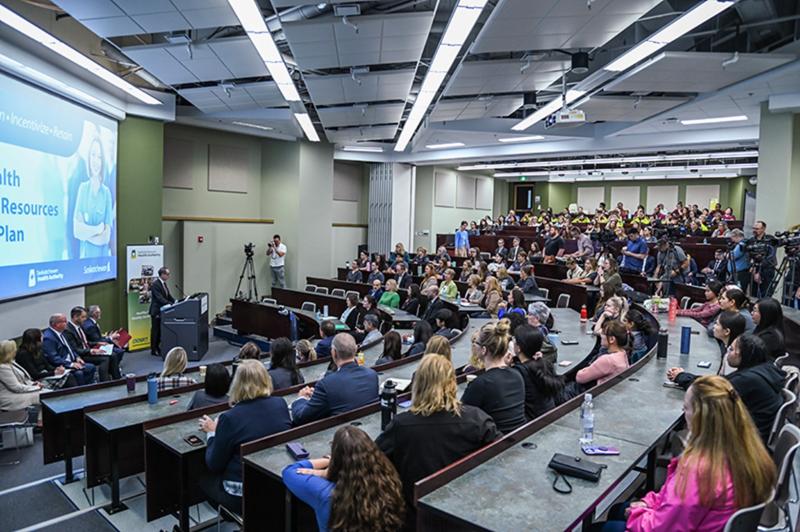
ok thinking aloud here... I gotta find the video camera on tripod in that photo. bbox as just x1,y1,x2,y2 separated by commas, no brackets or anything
244,242,255,257
774,230,800,255
234,243,259,301
652,223,685,242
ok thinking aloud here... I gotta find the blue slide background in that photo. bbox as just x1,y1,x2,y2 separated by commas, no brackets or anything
0,72,118,301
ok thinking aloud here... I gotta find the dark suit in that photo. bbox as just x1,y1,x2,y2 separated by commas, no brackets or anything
290,361,379,425
508,246,521,263
82,318,125,362
705,259,728,282
494,246,508,260
64,322,115,380
341,306,364,331
395,272,412,290
422,296,445,327
149,277,175,356
42,328,96,385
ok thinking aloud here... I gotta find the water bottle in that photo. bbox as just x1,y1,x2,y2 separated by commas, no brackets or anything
580,393,594,445
668,297,678,322
580,305,588,322
147,374,158,405
381,380,397,431
657,328,668,359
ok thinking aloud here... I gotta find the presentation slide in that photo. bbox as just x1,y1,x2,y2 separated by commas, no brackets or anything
0,72,118,302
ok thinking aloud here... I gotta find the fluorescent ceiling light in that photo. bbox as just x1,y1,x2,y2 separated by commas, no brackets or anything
426,142,465,150
680,115,748,125
0,4,160,105
227,0,304,104
342,146,384,153
394,0,488,152
497,135,545,143
232,121,273,131
293,113,320,142
605,0,735,72
511,90,586,131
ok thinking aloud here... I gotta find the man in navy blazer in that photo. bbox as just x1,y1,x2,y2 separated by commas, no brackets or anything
315,320,336,358
42,314,96,385
291,333,378,425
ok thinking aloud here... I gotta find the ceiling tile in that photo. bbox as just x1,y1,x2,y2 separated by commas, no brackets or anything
80,16,144,37
445,59,568,97
50,0,124,19
431,95,522,122
181,7,239,29
131,11,190,33
305,69,415,106
577,96,689,122
317,103,405,128
122,46,198,84
111,0,174,15
325,125,398,143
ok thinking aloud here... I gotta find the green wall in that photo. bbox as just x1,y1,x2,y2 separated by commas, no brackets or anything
85,116,164,330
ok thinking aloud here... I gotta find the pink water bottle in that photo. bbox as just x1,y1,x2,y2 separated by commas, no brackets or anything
668,297,678,322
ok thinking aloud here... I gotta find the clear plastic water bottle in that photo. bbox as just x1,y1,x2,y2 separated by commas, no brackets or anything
580,393,594,445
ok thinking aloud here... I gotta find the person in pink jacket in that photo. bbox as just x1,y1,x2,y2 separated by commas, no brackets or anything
595,375,775,531
576,321,629,386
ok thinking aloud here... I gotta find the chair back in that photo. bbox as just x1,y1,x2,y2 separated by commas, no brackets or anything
331,288,346,298
305,284,317,292
538,288,549,300
556,293,570,309
784,371,800,397
301,302,317,313
724,490,773,532
768,389,797,450
762,424,800,528
346,290,361,301
316,287,329,295
774,353,789,368
260,297,277,305
689,302,703,310
680,296,691,309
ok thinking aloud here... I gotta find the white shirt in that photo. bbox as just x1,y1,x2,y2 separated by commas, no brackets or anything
270,243,287,267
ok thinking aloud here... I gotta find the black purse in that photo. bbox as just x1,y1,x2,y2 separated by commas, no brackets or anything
548,453,606,494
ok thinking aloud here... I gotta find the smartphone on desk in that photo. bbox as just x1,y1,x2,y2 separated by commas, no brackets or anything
184,434,204,447
287,442,310,460
582,445,620,456
561,339,579,346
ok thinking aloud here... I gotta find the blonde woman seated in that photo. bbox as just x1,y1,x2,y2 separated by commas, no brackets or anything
482,276,504,319
439,269,459,299
464,274,484,304
0,340,43,413
425,335,452,361
158,347,196,391
378,278,401,309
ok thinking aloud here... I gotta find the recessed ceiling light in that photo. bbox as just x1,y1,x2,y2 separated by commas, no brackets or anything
497,135,545,143
425,142,465,150
232,121,273,131
342,146,384,153
293,113,320,142
680,115,748,125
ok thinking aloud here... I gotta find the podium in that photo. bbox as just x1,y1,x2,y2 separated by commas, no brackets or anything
161,293,209,361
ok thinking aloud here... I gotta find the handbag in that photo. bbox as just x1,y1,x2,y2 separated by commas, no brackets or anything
548,453,606,494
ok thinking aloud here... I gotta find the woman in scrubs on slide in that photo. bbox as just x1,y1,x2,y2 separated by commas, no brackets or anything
72,138,113,257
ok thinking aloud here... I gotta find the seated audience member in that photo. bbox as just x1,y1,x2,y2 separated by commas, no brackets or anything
235,341,261,362
597,375,775,532
595,258,623,295
407,321,434,356
576,321,629,386
83,305,125,361
425,335,452,361
509,251,527,272
345,260,363,283
512,326,563,420
711,221,731,238
669,334,784,442
291,334,379,425
517,265,541,296
421,286,445,327
283,426,405,532
63,306,115,381
315,320,336,359
462,320,526,434
360,314,383,346
496,266,515,291
367,278,384,301
464,274,484,304
401,283,424,316
718,286,755,334
701,248,728,282
439,268,459,299
188,364,230,409
42,313,96,385
498,288,527,319
564,258,585,281
482,276,504,318
366,264,385,284
269,338,305,389
459,260,473,283
0,340,43,412
158,347,196,390
375,331,403,366
16,328,77,388
421,263,439,290
379,279,401,309
357,250,370,270
494,238,508,261
677,280,723,327
394,262,412,289
507,237,522,262
339,293,363,331
295,339,317,363
593,295,628,335
377,355,500,509
199,360,291,513
390,242,410,264
625,309,655,363
433,309,456,339
753,297,785,361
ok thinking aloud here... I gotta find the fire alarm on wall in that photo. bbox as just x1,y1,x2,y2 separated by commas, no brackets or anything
197,235,204,243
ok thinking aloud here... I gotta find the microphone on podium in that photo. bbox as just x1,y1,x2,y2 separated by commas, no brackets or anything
174,283,187,299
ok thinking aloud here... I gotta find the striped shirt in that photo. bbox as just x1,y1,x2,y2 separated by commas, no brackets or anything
156,374,196,391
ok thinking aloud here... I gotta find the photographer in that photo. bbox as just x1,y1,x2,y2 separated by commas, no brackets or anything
749,221,777,298
619,227,649,275
653,237,689,296
727,229,750,292
267,235,287,288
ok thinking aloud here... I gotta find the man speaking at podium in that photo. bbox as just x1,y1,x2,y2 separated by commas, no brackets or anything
149,266,175,357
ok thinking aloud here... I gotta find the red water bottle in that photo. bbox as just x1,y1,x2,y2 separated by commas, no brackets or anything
580,304,588,322
668,297,678,322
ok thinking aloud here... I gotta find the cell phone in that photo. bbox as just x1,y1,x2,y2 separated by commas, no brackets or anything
697,360,712,368
184,434,203,447
663,381,683,390
561,339,579,346
286,442,310,460
398,399,412,409
582,445,620,456
558,360,572,367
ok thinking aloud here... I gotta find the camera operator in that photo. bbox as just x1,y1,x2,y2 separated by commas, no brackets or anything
749,221,777,298
727,229,750,292
267,234,287,288
619,227,649,275
653,237,689,296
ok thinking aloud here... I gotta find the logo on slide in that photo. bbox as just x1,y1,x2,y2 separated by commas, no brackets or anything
28,269,36,288
131,249,137,260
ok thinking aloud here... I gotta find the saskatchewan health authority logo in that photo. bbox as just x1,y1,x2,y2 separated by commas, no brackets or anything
28,268,36,287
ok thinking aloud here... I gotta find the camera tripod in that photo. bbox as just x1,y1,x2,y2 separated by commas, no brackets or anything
766,252,800,303
234,252,259,301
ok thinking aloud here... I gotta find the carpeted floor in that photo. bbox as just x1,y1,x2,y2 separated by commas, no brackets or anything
0,482,77,530
39,510,116,531
119,337,241,376
0,438,84,492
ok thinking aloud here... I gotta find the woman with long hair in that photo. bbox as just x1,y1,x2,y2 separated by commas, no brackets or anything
268,337,304,389
753,297,785,361
677,280,723,327
498,287,526,319
407,321,434,356
598,375,776,531
512,325,563,419
0,340,42,412
283,425,405,532
593,295,628,336
157,347,196,390
425,335,452,361
15,328,77,388
421,263,439,291
401,283,423,316
377,354,500,515
462,320,526,433
480,276,502,319
718,286,754,333
464,274,484,304
375,331,403,366
295,339,317,363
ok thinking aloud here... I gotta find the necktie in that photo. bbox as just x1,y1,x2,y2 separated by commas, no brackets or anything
163,279,170,298
76,323,89,349
59,332,76,360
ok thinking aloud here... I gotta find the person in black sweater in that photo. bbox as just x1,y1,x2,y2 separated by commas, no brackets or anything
512,325,564,420
15,328,78,388
267,338,304,390
376,355,500,513
401,283,424,316
753,297,786,362
461,319,526,434
407,321,433,356
375,331,403,366
668,334,785,443
188,363,230,410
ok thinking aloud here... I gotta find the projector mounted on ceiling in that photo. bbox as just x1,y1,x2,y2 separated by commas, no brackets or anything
545,108,586,129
